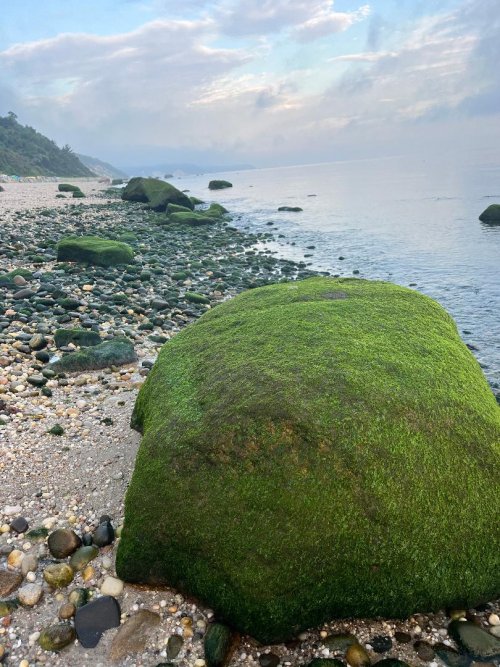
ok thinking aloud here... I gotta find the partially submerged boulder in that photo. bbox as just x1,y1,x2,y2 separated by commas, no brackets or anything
49,337,136,373
208,180,232,190
479,204,500,224
278,206,303,212
58,183,81,193
54,329,101,349
57,237,134,267
122,177,193,212
116,278,500,642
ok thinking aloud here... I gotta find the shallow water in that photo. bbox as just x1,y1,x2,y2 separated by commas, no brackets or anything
176,157,500,389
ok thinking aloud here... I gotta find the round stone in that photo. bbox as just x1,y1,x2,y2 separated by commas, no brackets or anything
10,516,29,533
93,520,115,547
69,545,99,571
100,576,124,597
48,528,82,558
43,563,74,588
59,602,76,619
371,635,393,653
18,583,43,606
345,643,371,667
38,623,76,652
259,652,280,667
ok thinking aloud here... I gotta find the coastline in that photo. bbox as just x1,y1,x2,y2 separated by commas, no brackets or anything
0,182,498,666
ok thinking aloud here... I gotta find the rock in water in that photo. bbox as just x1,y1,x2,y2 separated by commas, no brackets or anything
116,278,500,643
448,620,500,661
479,204,500,224
122,177,193,212
109,609,160,661
208,180,232,190
75,595,121,648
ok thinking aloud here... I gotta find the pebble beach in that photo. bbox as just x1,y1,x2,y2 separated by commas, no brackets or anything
0,180,499,667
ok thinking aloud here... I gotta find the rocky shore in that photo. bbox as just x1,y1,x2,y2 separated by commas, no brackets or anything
0,181,498,666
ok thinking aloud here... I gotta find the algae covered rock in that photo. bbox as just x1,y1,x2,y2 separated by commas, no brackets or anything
479,204,500,224
54,328,101,348
122,177,193,212
58,183,81,193
208,179,232,190
57,236,134,267
49,337,136,373
116,278,500,643
168,211,217,226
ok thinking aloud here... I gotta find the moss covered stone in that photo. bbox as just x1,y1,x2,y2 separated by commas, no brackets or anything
49,337,136,373
58,183,81,192
166,203,193,215
479,204,500,224
168,211,217,226
122,177,193,212
116,278,500,643
205,203,229,218
57,237,134,267
54,328,101,348
208,180,232,190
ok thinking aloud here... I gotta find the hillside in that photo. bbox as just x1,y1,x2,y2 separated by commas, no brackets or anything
77,153,127,180
0,112,94,177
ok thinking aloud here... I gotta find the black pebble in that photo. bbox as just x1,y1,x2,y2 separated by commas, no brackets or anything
10,517,29,534
74,595,120,648
82,533,93,546
259,654,280,667
371,635,393,653
93,521,115,547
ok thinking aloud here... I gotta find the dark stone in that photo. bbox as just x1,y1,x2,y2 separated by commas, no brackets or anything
434,643,472,667
414,640,436,661
10,516,29,534
373,661,411,667
370,635,393,653
13,288,37,300
259,653,280,667
48,528,81,558
306,661,346,667
74,595,121,648
204,623,234,667
448,621,500,661
93,521,115,547
394,632,412,644
166,634,183,660
82,532,93,546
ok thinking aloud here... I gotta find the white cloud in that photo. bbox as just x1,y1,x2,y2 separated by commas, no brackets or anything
294,4,371,42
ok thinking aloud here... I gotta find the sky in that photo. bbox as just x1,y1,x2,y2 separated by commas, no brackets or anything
0,0,499,169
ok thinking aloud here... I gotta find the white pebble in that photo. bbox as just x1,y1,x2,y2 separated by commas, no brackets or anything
488,613,500,626
100,576,124,597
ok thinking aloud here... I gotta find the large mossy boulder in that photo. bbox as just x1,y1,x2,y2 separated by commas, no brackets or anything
49,337,136,373
57,237,134,267
479,204,500,224
116,278,500,643
121,177,193,212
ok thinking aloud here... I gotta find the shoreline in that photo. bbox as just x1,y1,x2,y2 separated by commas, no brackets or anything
0,183,498,666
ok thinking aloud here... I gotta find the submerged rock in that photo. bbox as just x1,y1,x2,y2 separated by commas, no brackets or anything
57,236,134,266
479,204,500,224
208,180,232,190
116,277,500,643
122,177,193,212
49,337,136,373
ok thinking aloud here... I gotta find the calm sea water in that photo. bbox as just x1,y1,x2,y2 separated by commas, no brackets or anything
175,157,500,389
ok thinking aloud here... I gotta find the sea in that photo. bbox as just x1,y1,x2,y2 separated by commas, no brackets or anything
173,156,500,391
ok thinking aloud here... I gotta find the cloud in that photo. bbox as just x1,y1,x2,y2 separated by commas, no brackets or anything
218,0,370,39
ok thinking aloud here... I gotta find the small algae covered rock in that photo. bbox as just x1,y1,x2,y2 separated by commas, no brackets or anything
116,278,500,643
122,177,193,212
205,202,229,218
49,337,136,373
184,291,210,305
345,644,371,667
166,202,193,215
69,545,99,571
72,189,85,198
169,211,217,226
39,623,76,651
278,206,303,212
54,328,101,348
58,183,81,192
479,204,500,224
57,236,134,267
204,623,234,667
208,179,232,190
44,563,74,588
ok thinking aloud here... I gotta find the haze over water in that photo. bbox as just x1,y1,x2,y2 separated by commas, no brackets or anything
179,156,500,389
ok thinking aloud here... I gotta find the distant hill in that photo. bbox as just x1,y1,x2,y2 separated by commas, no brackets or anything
0,112,94,177
124,162,255,178
77,153,127,180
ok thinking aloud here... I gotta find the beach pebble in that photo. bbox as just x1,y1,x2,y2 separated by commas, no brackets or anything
100,575,124,597
18,582,43,606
